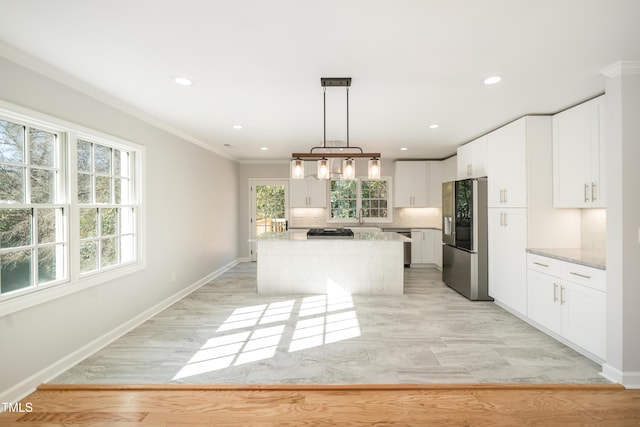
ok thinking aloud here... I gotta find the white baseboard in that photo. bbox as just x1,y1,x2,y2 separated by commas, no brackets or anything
0,258,243,408
601,364,640,389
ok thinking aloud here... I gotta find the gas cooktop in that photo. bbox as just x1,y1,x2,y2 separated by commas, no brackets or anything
306,228,355,239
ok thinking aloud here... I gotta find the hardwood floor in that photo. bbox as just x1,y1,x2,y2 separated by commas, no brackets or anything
2,384,639,426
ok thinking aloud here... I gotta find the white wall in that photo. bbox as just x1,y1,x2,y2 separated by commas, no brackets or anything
602,62,640,388
0,57,240,399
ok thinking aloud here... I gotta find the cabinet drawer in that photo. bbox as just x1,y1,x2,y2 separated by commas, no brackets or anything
564,264,606,292
527,254,563,277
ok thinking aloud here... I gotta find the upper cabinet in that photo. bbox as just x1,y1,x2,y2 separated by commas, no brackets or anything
552,96,605,208
487,118,528,208
394,161,443,208
290,164,327,208
457,135,488,179
442,155,457,183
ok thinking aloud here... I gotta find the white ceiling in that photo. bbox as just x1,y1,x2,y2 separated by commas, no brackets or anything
1,0,639,162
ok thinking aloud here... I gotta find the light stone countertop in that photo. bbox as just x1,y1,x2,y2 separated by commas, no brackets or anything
257,230,411,242
526,248,606,270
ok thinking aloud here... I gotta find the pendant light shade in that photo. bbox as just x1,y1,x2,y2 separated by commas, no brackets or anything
368,158,381,179
291,158,304,179
317,158,330,180
342,157,355,180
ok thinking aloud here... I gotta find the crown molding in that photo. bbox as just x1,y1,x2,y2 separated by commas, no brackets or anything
600,60,640,78
0,41,237,162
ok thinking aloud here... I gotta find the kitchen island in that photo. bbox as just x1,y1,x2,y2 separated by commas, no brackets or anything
257,230,410,295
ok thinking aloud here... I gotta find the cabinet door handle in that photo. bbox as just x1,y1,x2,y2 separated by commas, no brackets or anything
553,283,559,303
560,285,566,305
570,271,592,279
504,189,508,203
499,212,504,226
533,261,549,268
584,183,589,203
503,212,508,226
591,182,596,201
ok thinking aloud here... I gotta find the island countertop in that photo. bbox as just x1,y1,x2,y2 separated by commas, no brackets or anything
258,230,411,242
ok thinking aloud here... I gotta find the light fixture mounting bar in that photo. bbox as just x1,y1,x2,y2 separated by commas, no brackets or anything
321,77,352,87
291,152,380,158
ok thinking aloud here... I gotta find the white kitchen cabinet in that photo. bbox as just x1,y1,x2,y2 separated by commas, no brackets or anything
394,161,442,207
395,161,427,207
428,161,443,208
487,118,527,208
411,229,437,265
457,135,487,179
526,254,606,360
442,155,457,183
552,96,605,208
488,208,528,316
290,177,327,208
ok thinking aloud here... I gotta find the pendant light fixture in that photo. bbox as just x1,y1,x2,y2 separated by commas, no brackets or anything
291,77,381,180
291,157,304,179
342,157,355,179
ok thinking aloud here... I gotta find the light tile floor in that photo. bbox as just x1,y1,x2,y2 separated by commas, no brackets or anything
50,263,609,385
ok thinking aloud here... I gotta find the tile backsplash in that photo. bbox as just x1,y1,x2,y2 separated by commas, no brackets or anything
581,209,606,250
290,207,442,229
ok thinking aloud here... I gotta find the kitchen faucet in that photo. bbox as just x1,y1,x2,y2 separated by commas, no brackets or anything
358,208,365,224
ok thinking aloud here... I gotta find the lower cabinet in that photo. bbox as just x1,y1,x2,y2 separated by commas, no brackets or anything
526,254,606,360
411,229,439,265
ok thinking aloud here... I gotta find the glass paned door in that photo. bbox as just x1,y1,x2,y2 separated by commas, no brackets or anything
250,180,288,261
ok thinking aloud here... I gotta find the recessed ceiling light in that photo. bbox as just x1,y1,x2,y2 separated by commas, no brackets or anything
400,147,408,151
174,77,193,86
483,76,502,85
260,147,269,151
428,124,440,129
232,124,243,130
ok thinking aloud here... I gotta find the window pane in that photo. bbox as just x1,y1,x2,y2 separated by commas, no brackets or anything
31,168,56,204
0,119,25,163
114,178,121,204
77,139,92,172
101,208,117,236
113,149,121,176
0,209,32,248
1,249,32,294
80,208,97,239
95,176,111,203
121,235,134,263
120,208,134,234
38,244,63,284
95,145,112,174
29,128,56,167
101,237,118,267
0,165,25,202
80,240,97,273
38,208,60,243
78,172,92,203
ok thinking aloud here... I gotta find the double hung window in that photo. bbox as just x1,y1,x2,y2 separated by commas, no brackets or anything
1,119,66,295
329,178,391,222
0,107,142,307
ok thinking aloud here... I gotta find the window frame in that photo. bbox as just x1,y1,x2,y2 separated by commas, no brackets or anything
327,176,393,224
0,100,146,317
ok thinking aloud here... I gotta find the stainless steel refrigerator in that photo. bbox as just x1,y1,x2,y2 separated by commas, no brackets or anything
441,178,492,301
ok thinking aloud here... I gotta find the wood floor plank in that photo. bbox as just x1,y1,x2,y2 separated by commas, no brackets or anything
1,384,639,426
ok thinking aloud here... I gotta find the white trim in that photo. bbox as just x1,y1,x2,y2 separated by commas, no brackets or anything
601,364,640,389
0,258,244,407
600,60,640,78
0,42,234,161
